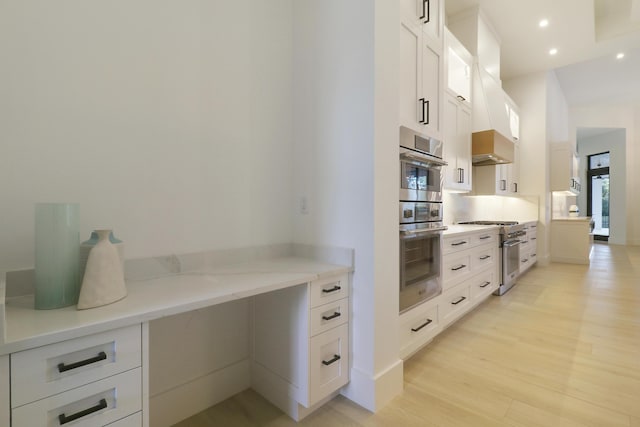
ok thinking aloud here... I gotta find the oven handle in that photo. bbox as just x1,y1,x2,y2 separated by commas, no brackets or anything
400,226,448,240
400,151,448,167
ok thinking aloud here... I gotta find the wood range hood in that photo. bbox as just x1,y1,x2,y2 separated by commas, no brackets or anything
472,129,514,166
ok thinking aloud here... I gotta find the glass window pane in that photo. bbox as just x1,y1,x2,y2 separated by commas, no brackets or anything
589,152,609,169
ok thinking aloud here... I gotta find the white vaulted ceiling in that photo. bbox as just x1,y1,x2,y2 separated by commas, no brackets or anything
445,0,640,106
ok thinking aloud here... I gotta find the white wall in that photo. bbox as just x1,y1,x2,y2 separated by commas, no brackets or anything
0,1,294,424
0,0,294,272
292,0,402,411
569,106,639,245
576,129,627,245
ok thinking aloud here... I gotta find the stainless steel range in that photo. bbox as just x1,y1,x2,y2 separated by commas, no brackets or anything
458,221,526,295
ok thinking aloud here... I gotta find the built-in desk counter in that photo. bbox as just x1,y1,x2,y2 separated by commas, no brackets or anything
0,254,352,426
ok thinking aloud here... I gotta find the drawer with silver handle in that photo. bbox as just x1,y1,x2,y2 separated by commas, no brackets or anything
11,325,141,407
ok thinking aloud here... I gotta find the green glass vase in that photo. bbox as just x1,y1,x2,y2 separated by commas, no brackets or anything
34,203,80,309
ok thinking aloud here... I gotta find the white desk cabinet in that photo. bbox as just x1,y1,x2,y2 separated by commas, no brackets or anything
10,324,144,427
251,273,350,421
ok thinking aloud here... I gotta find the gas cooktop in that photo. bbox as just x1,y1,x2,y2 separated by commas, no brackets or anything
458,220,519,226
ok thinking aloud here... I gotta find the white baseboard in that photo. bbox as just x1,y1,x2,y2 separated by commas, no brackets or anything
149,359,250,427
340,358,404,412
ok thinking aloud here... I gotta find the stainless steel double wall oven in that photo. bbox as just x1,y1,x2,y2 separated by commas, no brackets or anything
399,127,447,313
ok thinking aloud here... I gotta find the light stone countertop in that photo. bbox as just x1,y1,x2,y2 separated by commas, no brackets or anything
552,217,592,222
443,224,501,236
0,257,351,356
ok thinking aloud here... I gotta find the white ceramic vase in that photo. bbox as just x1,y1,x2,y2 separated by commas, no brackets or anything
77,229,127,310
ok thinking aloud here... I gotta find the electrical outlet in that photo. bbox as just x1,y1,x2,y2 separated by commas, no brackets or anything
300,196,309,215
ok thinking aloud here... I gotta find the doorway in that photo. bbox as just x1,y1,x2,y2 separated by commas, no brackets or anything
587,152,610,241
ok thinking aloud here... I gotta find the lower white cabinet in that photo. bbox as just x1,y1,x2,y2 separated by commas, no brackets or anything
520,222,538,273
9,325,144,427
0,355,9,427
108,412,143,427
440,282,471,327
399,228,499,360
399,301,440,359
12,368,142,427
252,273,350,420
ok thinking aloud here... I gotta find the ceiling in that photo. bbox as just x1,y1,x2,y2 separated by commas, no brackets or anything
445,0,640,106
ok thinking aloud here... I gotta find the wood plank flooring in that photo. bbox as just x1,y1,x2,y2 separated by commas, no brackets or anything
174,243,640,426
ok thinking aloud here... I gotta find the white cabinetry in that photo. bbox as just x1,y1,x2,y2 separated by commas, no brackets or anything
0,355,8,427
10,325,144,427
519,221,538,273
400,7,443,140
473,142,520,196
399,228,498,359
443,94,472,191
252,273,350,421
551,219,593,264
444,28,471,107
400,0,443,46
551,142,581,194
443,28,472,192
505,95,520,142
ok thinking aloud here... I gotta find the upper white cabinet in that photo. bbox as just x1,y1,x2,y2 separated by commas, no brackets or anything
400,0,443,44
400,2,443,140
505,95,520,142
551,142,581,194
473,142,520,196
443,93,472,192
444,28,472,108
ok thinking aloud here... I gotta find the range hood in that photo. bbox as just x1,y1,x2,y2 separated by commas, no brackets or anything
471,63,514,165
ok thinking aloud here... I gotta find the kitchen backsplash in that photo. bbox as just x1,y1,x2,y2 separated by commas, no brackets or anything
444,192,539,224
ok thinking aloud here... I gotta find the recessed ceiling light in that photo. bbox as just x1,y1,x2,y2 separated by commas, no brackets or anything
539,19,549,28
616,52,625,59
549,48,558,55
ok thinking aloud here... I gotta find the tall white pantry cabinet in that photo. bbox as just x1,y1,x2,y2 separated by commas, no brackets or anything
399,0,444,141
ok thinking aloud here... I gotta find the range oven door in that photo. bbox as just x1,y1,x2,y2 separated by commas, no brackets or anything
502,239,521,292
399,152,445,202
399,228,443,313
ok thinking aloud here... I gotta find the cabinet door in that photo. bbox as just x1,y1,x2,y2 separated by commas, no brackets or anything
421,41,442,140
399,21,422,132
443,95,459,189
0,355,8,427
422,0,441,43
457,104,472,190
400,0,441,43
508,143,520,195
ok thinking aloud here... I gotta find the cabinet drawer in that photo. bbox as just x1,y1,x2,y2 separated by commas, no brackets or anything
310,298,349,337
443,235,472,254
12,368,142,427
399,302,440,359
308,323,349,407
470,269,497,302
441,283,471,327
11,325,141,407
473,232,497,247
471,245,496,271
443,252,471,287
309,274,349,308
107,412,142,427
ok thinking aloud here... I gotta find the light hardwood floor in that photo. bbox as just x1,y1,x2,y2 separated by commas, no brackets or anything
175,243,640,426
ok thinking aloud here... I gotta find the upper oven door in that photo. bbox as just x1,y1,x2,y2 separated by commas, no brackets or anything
399,153,444,202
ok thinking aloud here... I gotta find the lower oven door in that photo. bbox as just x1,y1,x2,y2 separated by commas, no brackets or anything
399,228,443,313
502,239,521,292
